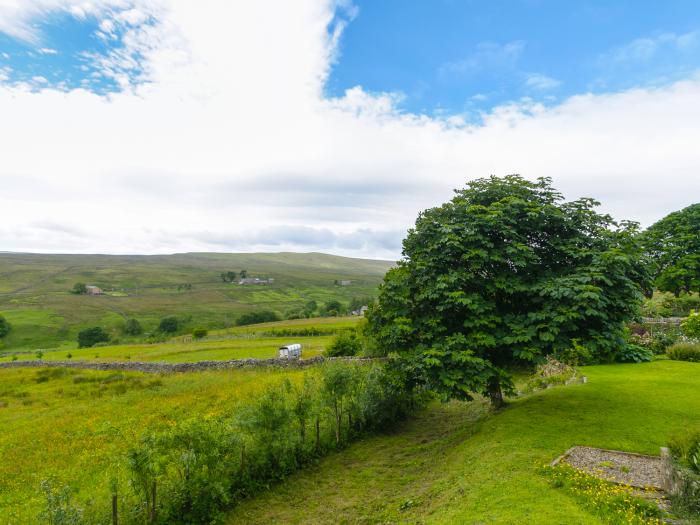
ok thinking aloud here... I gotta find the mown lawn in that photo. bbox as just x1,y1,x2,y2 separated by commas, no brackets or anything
227,361,700,524
0,366,310,523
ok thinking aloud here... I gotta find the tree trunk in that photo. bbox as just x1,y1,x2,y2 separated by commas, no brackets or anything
487,376,505,409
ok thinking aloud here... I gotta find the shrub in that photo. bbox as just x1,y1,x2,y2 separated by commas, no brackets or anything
235,310,280,326
192,327,208,339
124,318,143,336
628,324,681,354
554,341,593,366
77,327,110,348
325,331,362,357
0,314,10,338
616,344,653,363
35,351,44,360
70,282,87,295
667,342,700,362
37,479,83,525
681,310,700,338
668,430,700,514
159,316,179,333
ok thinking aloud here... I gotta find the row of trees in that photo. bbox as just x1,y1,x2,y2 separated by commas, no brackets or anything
366,175,687,407
220,270,247,282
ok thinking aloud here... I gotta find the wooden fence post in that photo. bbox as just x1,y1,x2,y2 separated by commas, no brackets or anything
112,493,118,525
150,480,157,522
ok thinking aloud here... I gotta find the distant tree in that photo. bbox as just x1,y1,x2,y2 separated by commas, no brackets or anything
643,203,700,296
71,282,87,295
235,310,280,326
368,175,650,407
303,300,318,317
0,315,10,338
323,300,344,316
159,316,179,333
220,273,228,283
192,327,208,339
77,327,110,348
124,318,143,336
326,331,362,357
240,270,248,279
349,296,373,312
226,271,237,282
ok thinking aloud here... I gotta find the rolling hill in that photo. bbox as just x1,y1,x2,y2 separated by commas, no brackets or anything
0,252,394,351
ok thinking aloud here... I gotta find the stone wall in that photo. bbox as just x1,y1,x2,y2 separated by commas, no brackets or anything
0,356,381,374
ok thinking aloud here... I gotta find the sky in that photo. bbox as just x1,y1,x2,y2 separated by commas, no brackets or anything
0,1,699,259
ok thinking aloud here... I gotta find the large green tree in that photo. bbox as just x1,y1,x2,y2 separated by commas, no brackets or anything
643,203,700,296
367,175,649,407
0,314,10,338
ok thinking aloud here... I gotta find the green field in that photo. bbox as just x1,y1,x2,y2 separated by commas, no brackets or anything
0,252,392,351
0,317,360,363
227,360,700,524
2,360,699,523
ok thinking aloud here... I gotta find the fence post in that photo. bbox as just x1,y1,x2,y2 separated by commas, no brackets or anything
112,493,118,525
150,480,157,522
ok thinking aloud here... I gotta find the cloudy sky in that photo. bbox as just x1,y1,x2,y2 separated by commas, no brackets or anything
1,0,699,259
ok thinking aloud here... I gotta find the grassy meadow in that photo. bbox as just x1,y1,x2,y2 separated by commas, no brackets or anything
227,360,700,524
0,317,360,363
0,252,392,351
0,366,312,524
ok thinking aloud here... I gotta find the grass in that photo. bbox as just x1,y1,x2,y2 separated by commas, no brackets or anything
0,317,359,363
0,366,311,523
0,252,392,351
226,361,700,524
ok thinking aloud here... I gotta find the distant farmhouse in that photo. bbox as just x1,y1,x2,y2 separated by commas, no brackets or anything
238,277,275,285
85,285,103,296
336,280,352,286
351,305,369,316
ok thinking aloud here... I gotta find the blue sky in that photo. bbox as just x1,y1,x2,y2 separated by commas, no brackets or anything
328,0,700,116
1,1,699,256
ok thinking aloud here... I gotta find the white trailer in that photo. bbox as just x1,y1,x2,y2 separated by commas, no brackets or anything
278,343,302,359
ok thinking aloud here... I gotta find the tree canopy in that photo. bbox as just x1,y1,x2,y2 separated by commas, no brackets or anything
77,327,110,348
643,203,700,296
0,314,10,338
367,175,650,406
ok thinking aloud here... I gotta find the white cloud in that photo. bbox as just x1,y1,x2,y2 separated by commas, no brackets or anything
604,31,699,65
440,40,525,75
0,1,699,259
524,73,561,91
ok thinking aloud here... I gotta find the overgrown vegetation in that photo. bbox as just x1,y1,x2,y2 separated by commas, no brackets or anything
77,326,110,348
668,429,700,515
236,310,280,326
666,341,700,362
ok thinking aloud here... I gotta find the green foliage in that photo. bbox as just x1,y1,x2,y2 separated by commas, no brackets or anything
0,314,10,338
368,175,650,405
325,330,362,357
70,283,87,295
37,479,83,525
236,310,280,326
123,318,143,336
323,299,345,316
158,316,179,333
666,342,700,362
554,340,593,366
115,363,417,524
643,203,700,296
668,430,700,515
627,323,681,355
681,310,700,338
669,430,700,474
221,270,238,282
641,292,700,317
615,344,653,363
77,327,110,348
192,327,208,339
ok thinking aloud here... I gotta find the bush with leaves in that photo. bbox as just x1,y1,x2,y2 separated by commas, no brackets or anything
667,342,700,362
192,327,208,339
325,330,362,357
158,316,179,333
77,327,110,348
615,344,653,363
681,310,700,339
0,314,10,338
37,479,83,525
123,318,143,336
235,310,280,326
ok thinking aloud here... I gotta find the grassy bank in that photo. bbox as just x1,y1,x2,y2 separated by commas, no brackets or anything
227,361,700,524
